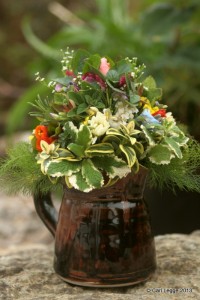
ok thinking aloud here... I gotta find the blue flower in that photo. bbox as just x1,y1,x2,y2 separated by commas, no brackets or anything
139,109,160,124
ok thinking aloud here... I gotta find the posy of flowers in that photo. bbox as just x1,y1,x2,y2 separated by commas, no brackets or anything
29,49,191,192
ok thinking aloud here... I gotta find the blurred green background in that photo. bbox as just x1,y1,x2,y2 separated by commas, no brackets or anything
0,0,200,138
0,0,200,235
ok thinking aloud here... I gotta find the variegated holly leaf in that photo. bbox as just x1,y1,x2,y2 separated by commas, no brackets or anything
85,143,114,156
76,124,92,148
92,156,130,179
82,159,104,188
164,137,183,159
46,160,81,177
119,144,137,168
56,148,77,160
67,171,92,192
148,144,174,164
67,143,85,157
63,121,78,140
106,128,125,139
141,125,155,146
133,142,144,156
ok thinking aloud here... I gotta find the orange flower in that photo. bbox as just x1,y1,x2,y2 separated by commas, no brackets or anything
35,125,48,139
34,125,54,152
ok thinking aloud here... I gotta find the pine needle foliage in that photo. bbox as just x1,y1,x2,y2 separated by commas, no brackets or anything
0,142,62,196
146,139,200,193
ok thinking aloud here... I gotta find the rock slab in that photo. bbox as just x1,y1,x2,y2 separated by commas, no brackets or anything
1,231,200,300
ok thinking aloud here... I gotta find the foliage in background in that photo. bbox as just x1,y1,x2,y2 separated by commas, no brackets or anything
5,0,200,140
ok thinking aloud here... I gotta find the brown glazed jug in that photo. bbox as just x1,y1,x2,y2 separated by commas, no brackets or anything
33,168,156,287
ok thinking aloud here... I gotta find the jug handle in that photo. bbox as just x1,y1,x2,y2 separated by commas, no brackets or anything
33,191,58,237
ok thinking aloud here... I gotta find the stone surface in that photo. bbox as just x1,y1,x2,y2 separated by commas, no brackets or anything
1,233,200,300
0,192,200,299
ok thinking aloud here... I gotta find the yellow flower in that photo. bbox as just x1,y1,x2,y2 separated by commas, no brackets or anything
140,97,159,114
83,116,89,125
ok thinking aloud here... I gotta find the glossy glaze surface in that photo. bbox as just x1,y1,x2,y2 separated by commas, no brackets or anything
52,171,156,287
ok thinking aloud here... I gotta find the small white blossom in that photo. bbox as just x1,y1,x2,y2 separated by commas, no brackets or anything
88,111,110,137
106,101,138,128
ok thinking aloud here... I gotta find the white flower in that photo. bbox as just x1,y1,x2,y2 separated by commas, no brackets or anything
105,102,138,128
165,112,175,124
88,111,110,136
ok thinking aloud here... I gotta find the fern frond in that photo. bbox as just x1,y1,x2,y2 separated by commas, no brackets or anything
146,139,200,193
0,142,62,196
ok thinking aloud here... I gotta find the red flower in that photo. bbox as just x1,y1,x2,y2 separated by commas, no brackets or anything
65,70,75,77
152,109,166,118
119,75,126,87
82,72,106,89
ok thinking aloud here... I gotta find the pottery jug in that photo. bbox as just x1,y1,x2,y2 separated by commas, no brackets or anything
33,168,156,287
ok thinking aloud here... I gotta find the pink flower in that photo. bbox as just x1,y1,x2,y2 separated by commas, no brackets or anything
99,57,110,75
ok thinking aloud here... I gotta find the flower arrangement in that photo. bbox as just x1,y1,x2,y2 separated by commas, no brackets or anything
1,49,200,195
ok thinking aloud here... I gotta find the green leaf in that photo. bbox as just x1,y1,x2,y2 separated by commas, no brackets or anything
148,144,174,164
46,160,80,177
83,54,101,73
85,143,114,156
76,124,92,148
71,49,90,74
164,137,183,159
106,70,119,81
54,93,67,105
77,103,88,114
142,76,162,105
82,159,103,188
146,88,162,104
53,77,72,86
67,143,85,157
67,91,84,105
143,76,157,89
129,92,140,104
115,59,132,75
119,144,136,168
